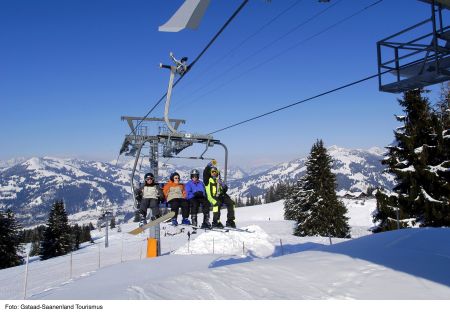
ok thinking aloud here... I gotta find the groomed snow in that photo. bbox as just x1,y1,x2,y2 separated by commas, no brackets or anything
1,199,449,301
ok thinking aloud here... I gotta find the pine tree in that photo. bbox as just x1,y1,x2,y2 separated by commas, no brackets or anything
257,196,262,205
40,200,73,260
265,186,275,203
288,140,350,238
110,217,116,229
421,83,450,226
374,89,449,230
72,224,82,250
0,209,24,269
237,196,244,207
82,225,93,243
29,241,40,257
283,180,302,221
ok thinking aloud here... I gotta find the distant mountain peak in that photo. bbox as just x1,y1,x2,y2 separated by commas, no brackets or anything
228,146,395,199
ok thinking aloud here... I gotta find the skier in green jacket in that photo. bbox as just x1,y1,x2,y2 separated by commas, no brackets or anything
204,164,236,228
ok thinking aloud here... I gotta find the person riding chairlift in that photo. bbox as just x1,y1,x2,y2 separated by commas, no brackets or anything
136,173,163,225
185,169,211,229
204,163,236,229
163,172,190,226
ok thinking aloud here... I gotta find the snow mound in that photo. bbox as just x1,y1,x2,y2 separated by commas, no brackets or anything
174,225,274,257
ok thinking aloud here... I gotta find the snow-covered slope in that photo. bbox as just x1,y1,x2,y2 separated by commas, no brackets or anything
1,201,448,300
0,157,131,225
0,157,26,170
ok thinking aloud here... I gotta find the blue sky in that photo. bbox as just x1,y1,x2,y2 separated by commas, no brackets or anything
0,0,448,167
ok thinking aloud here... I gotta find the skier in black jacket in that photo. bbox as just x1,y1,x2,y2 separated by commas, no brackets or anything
135,173,163,224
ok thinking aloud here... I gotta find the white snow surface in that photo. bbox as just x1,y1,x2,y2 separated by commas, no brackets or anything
1,200,449,300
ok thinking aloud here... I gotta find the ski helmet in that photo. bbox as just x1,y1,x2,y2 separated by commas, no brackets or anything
190,169,200,178
144,173,154,180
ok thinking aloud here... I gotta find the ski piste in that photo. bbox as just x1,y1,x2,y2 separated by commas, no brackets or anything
128,211,175,235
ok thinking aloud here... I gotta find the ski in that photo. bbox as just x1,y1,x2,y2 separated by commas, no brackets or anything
128,211,175,235
192,225,253,233
223,226,254,233
192,226,229,233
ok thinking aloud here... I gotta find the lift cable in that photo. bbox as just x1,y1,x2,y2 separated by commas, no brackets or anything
172,0,383,114
209,69,391,135
116,0,250,165
126,0,250,140
178,0,306,91
173,0,343,110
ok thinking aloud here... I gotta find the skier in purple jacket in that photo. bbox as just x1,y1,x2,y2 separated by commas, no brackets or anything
185,169,211,228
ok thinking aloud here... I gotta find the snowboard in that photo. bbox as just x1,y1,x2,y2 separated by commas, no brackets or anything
128,211,175,235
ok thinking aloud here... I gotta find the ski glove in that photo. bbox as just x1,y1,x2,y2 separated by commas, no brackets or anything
194,191,204,198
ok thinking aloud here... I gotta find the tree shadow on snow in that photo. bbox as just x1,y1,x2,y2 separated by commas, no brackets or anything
209,254,256,268
208,242,327,268
272,242,327,257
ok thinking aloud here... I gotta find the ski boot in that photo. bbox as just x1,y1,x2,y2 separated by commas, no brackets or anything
200,221,211,229
181,218,191,225
191,215,198,227
171,218,178,226
139,218,147,226
212,221,224,229
226,220,236,229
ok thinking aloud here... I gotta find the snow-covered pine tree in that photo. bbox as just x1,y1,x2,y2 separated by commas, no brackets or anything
0,209,24,269
373,188,406,231
40,200,73,260
421,84,450,226
283,179,302,221
289,140,350,238
374,89,446,231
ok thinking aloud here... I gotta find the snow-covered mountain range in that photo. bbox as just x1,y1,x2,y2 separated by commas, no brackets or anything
0,146,395,226
228,146,395,198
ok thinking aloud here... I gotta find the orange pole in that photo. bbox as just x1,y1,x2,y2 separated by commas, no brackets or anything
146,238,158,258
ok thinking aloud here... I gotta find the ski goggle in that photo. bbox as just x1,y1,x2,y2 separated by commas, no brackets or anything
145,177,154,180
